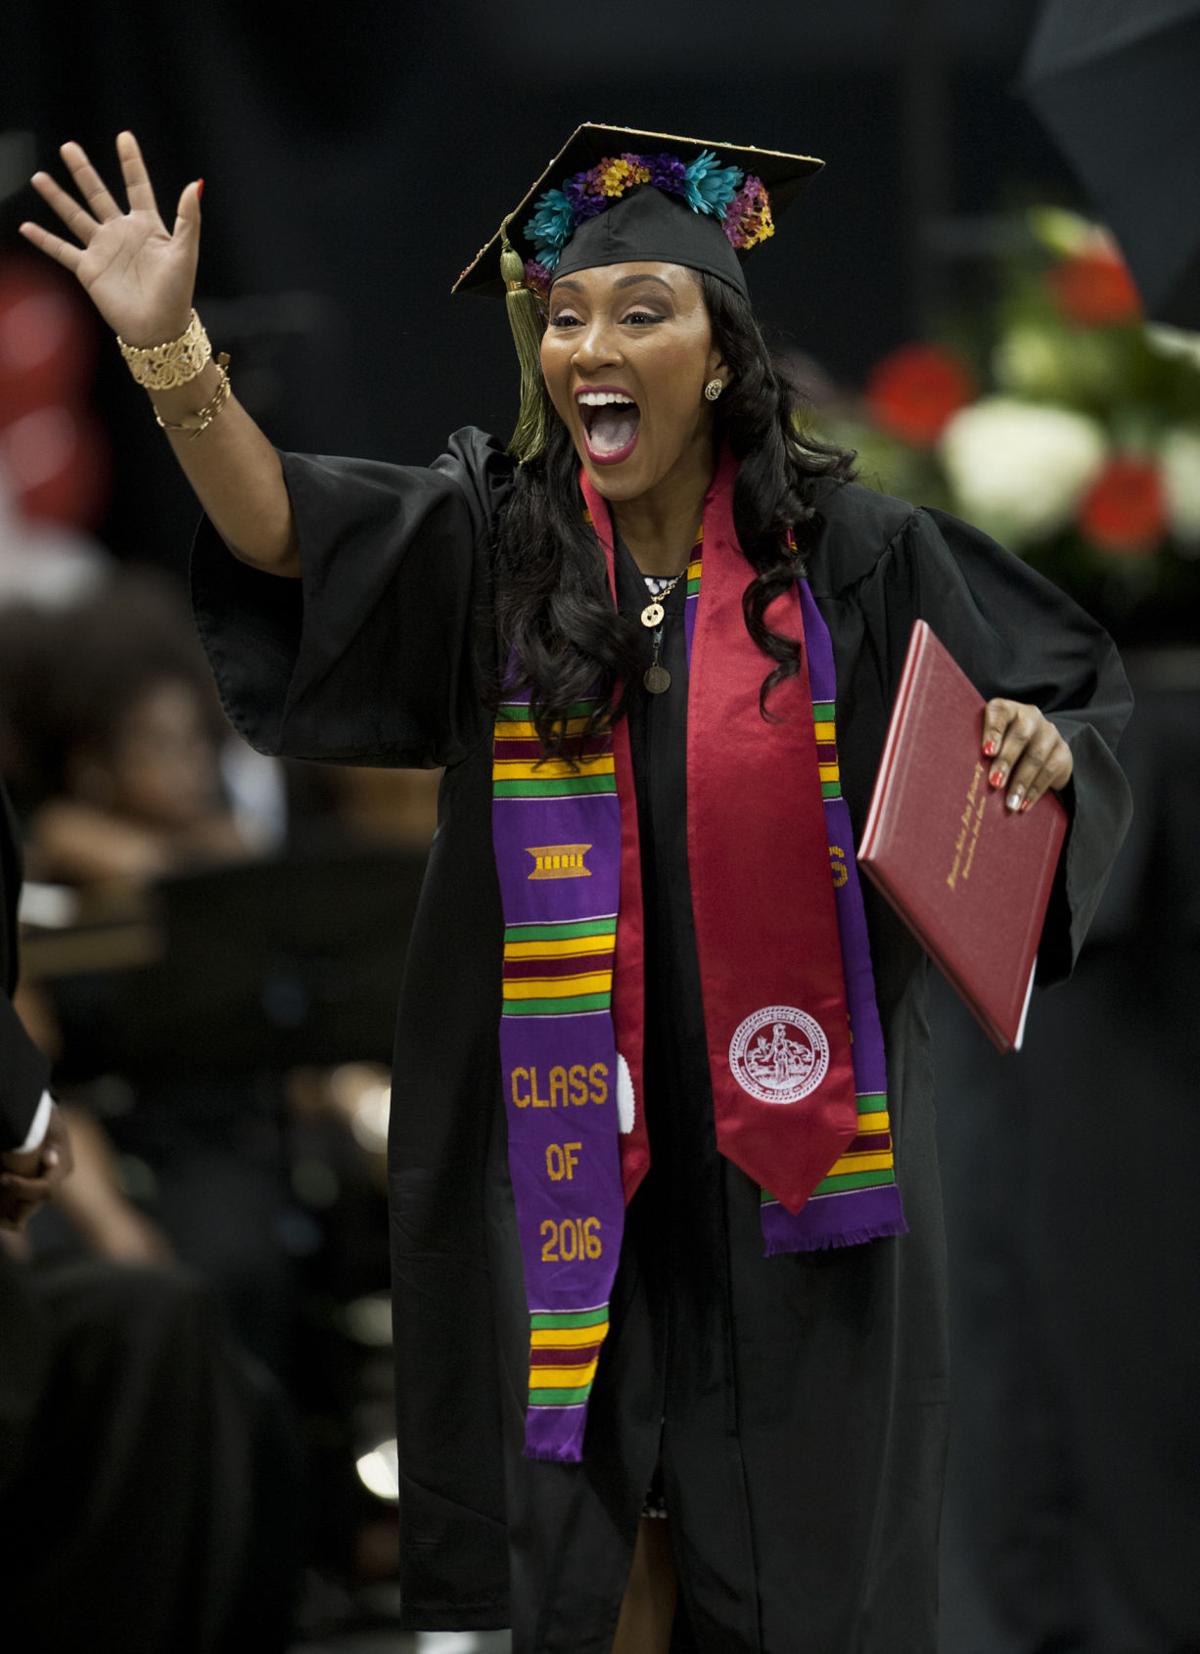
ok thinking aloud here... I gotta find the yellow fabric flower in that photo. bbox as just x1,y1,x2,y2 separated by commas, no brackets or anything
744,215,776,250
597,157,643,198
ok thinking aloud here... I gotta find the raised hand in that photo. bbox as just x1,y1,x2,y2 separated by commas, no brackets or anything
20,132,297,575
19,131,202,349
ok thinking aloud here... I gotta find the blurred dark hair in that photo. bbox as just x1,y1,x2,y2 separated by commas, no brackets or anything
0,567,224,811
489,270,858,758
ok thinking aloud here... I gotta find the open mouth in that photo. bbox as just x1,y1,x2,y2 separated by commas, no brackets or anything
577,390,641,465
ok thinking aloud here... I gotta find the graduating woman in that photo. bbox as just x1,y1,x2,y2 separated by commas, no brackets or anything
21,124,1133,1653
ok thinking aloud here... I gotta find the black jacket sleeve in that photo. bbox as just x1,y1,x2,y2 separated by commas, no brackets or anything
875,503,1135,987
1,781,50,1151
189,426,514,769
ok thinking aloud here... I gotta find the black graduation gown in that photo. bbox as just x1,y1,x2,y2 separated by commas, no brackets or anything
190,426,1133,1654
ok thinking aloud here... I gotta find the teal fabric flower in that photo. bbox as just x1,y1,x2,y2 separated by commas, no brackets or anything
524,187,575,262
683,150,743,218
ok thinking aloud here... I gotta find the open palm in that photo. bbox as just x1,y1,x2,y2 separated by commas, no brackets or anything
19,131,201,349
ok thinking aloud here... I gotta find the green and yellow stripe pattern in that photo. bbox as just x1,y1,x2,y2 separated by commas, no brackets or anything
501,915,617,1017
814,699,841,799
760,1091,897,1207
492,699,615,798
528,1306,610,1408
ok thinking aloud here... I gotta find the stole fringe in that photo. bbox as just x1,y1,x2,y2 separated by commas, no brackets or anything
763,1217,909,1258
522,1442,586,1465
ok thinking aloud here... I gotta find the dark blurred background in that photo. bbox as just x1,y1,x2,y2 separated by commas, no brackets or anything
0,0,1062,565
0,3,1196,1651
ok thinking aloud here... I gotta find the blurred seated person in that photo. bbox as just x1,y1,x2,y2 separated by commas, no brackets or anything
2,570,426,1387
2,772,298,1654
320,760,440,851
9,567,253,889
0,570,305,1374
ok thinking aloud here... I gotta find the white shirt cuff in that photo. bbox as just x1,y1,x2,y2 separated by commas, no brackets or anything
18,1091,54,1154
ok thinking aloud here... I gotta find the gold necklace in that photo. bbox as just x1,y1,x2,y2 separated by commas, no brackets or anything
641,571,687,695
639,565,688,631
633,526,701,695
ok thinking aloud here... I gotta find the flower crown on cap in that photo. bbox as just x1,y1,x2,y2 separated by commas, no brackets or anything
521,149,775,295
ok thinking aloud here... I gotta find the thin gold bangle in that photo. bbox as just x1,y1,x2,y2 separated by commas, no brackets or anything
153,353,232,440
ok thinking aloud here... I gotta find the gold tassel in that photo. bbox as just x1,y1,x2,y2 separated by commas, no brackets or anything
500,217,548,464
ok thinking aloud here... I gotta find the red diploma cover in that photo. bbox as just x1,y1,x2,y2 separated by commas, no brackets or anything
858,619,1067,1052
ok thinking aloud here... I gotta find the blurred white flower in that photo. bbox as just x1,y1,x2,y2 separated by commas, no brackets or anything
1161,427,1200,554
1027,205,1119,261
992,323,1120,402
0,451,109,609
937,397,1108,548
991,325,1065,398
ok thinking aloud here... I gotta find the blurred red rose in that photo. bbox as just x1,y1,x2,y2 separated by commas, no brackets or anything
0,255,110,526
0,258,96,423
864,343,975,445
1078,456,1165,555
1046,248,1141,327
0,404,110,527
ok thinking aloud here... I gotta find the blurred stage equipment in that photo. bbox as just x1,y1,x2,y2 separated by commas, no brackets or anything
19,845,428,1076
20,846,427,1616
1019,0,1200,325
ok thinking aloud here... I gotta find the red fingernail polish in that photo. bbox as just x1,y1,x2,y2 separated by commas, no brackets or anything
1020,797,1031,812
196,178,204,200
983,740,997,757
990,769,1003,787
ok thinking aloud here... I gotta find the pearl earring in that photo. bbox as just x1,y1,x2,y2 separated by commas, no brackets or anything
703,379,724,402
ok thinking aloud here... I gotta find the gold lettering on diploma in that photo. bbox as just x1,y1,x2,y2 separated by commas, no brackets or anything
946,760,988,891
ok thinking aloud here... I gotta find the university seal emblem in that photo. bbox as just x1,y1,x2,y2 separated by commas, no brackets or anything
728,1005,830,1104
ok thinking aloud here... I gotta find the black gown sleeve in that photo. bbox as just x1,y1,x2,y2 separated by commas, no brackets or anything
1,782,50,1150
189,425,514,769
871,503,1134,987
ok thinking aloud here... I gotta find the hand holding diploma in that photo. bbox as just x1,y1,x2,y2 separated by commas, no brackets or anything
980,698,1074,814
859,621,1072,1050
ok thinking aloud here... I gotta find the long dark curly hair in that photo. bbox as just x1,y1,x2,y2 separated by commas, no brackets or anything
489,271,858,758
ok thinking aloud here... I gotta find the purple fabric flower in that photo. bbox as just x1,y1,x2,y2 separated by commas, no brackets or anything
524,258,553,294
564,169,608,221
722,174,774,250
645,153,688,198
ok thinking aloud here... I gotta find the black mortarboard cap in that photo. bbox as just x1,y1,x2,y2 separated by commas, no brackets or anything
452,123,824,461
453,122,824,298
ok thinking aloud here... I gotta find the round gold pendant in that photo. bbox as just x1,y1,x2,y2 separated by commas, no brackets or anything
640,600,665,629
644,663,672,694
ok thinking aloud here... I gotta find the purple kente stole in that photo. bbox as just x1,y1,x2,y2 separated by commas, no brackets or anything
491,452,906,1463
